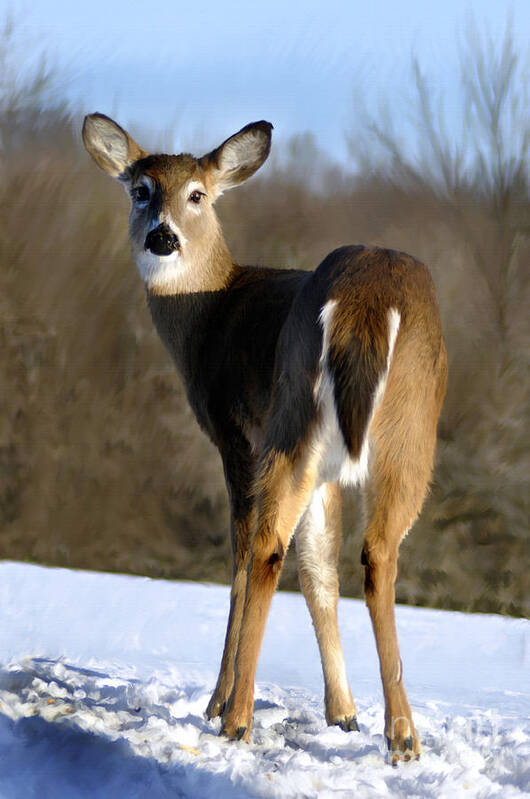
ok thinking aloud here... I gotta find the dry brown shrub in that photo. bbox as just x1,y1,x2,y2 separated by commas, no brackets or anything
1,21,528,614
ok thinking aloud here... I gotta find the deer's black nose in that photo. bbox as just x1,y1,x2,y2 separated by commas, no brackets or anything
145,223,180,256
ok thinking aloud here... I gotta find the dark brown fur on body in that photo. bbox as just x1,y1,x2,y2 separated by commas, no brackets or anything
147,265,307,447
147,246,442,466
82,113,448,764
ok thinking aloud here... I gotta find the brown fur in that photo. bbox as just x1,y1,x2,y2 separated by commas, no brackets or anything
82,113,448,763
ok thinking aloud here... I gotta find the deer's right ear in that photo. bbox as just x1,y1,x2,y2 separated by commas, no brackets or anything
82,113,146,178
200,121,273,198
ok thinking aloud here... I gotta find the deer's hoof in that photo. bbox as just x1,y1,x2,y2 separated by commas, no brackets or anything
334,715,360,732
221,720,250,742
205,695,226,720
386,731,421,766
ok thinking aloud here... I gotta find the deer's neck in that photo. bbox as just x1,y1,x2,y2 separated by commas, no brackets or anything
146,249,249,380
147,287,222,377
147,262,309,440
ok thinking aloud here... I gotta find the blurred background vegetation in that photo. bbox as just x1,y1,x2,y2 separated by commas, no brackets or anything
1,20,528,616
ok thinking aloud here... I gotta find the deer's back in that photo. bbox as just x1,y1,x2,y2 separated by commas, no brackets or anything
147,245,445,454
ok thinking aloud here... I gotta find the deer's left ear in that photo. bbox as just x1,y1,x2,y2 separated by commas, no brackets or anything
200,121,273,198
82,113,147,178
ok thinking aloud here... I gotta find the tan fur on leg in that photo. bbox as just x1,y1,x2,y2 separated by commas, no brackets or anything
296,482,358,730
222,451,318,740
206,507,255,719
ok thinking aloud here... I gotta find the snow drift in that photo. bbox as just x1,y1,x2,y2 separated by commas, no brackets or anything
0,562,528,798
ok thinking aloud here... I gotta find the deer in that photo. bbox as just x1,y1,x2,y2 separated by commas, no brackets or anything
82,112,448,765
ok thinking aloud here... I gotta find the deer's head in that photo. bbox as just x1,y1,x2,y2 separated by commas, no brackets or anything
82,113,272,294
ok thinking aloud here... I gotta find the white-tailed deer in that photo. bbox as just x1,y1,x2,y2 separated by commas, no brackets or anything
83,113,448,764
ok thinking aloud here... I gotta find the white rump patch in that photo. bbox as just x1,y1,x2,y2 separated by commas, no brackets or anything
313,301,401,488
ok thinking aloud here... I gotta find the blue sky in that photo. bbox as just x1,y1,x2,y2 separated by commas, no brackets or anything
4,0,529,162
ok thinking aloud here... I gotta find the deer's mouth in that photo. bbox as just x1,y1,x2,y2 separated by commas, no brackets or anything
144,223,180,256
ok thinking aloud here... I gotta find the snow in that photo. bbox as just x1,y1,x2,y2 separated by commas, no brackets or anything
0,561,528,798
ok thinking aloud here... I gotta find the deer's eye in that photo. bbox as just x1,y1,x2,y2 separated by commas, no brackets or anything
132,185,150,205
188,190,205,204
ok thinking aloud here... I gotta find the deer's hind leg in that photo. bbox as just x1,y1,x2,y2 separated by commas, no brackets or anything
296,481,358,731
361,344,447,764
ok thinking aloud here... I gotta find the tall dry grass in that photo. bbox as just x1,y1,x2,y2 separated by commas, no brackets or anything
1,23,528,614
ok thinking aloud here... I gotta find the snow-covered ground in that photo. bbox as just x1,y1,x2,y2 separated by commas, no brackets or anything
0,562,528,798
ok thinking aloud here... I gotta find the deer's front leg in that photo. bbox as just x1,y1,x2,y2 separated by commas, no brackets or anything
206,440,256,720
221,451,317,741
206,512,254,719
